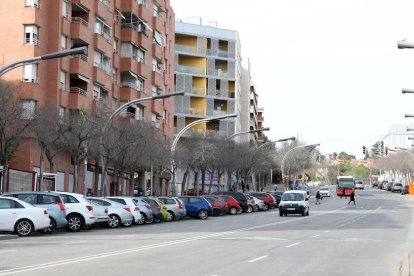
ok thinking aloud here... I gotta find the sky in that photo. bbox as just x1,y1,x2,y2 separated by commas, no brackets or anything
170,0,414,158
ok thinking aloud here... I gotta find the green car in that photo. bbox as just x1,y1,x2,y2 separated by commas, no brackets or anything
153,197,171,222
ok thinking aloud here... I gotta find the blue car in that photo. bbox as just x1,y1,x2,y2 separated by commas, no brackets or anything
178,196,212,220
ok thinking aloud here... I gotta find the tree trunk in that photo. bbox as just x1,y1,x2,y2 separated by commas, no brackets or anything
227,171,232,191
1,159,9,194
38,143,45,192
217,171,223,192
208,169,214,194
112,170,118,196
73,161,78,193
120,172,125,195
194,171,199,196
93,159,100,196
181,166,189,195
201,169,206,194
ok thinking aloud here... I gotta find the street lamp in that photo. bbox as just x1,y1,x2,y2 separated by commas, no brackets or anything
402,88,414,94
229,127,270,139
171,113,237,196
0,47,87,77
398,40,414,49
404,114,414,118
257,136,297,150
280,144,320,189
100,91,185,197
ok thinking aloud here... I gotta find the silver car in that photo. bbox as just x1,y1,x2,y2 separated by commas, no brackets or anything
106,197,144,225
157,197,187,221
86,197,133,228
132,197,155,223
251,196,267,211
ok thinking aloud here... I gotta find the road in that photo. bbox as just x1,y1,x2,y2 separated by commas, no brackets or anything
0,188,413,276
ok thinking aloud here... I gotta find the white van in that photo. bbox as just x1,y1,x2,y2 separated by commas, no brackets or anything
279,190,309,217
355,180,364,190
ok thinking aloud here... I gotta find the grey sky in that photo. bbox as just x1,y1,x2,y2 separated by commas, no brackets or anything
171,0,414,158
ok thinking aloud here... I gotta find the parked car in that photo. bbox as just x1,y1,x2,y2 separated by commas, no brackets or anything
269,191,284,207
178,196,212,219
106,197,143,225
140,197,163,223
212,191,248,213
86,197,133,228
157,196,187,220
355,180,364,190
372,181,379,187
203,196,228,216
279,190,309,217
132,197,154,224
55,192,96,232
391,183,403,193
379,181,387,189
0,196,50,236
250,196,267,211
319,186,331,197
243,194,255,213
84,200,109,229
152,197,170,222
386,182,394,191
215,195,241,215
402,185,409,195
4,192,67,233
248,192,276,210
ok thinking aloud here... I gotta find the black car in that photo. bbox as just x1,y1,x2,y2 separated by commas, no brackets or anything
269,191,284,207
143,198,163,222
402,185,409,195
212,191,248,213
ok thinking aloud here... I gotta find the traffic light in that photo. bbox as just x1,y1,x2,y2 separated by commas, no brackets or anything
362,146,366,155
385,147,388,155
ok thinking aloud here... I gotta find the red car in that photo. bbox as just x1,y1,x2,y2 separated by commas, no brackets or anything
249,192,276,209
203,196,228,216
216,195,241,215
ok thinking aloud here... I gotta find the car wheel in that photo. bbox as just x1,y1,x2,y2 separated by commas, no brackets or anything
247,205,253,213
229,207,237,215
254,205,259,212
108,214,121,228
15,219,34,237
166,211,174,222
302,209,306,216
42,218,56,234
123,222,132,227
66,214,83,232
138,213,146,225
198,209,208,220
262,204,269,211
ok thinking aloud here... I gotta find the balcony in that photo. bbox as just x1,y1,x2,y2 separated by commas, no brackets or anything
176,65,204,75
94,33,112,56
70,87,88,96
95,0,113,23
213,110,227,116
215,69,228,78
151,100,163,115
71,17,92,44
191,87,205,96
70,55,91,77
120,58,140,75
152,43,163,60
152,71,164,87
120,82,144,93
71,0,92,10
189,107,205,116
176,44,198,54
121,0,140,13
69,87,89,109
93,66,111,88
152,15,165,34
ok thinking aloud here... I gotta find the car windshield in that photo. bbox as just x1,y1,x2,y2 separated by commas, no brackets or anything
320,187,329,190
395,183,402,186
281,193,304,201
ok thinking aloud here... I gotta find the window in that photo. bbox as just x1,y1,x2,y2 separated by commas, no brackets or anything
108,198,125,205
113,39,118,53
137,0,146,5
189,197,202,203
152,113,157,123
112,68,117,84
136,106,144,120
93,84,109,103
153,30,163,46
22,64,38,82
62,0,68,18
16,194,37,204
40,195,57,204
24,0,40,8
21,100,36,119
93,50,111,74
0,198,23,209
59,107,65,123
120,43,145,63
61,34,67,50
112,98,117,110
94,17,112,40
24,25,39,45
60,195,79,204
60,70,66,90
152,85,158,96
153,4,159,17
152,58,160,72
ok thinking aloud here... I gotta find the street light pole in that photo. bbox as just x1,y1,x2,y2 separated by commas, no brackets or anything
170,113,237,196
100,91,185,197
280,144,320,189
0,47,87,77
229,127,270,139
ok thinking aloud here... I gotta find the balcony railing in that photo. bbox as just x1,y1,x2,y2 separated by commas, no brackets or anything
21,77,39,83
218,49,228,58
70,87,88,96
121,23,145,33
93,62,111,75
213,110,227,116
191,87,205,95
121,82,145,93
71,17,89,27
72,54,88,62
23,38,40,46
175,44,197,54
24,0,40,8
151,121,160,128
176,65,204,75
215,69,228,78
59,83,68,91
189,107,205,116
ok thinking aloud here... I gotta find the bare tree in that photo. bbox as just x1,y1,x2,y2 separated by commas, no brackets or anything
0,82,30,193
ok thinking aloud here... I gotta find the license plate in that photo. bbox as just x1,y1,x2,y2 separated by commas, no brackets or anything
287,208,295,211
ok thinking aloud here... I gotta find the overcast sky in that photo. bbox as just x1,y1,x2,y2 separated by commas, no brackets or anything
170,0,414,158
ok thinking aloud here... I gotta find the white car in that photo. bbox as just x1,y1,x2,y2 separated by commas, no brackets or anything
319,186,331,197
251,196,267,211
83,200,109,229
0,196,50,236
55,192,96,232
106,197,142,225
86,197,134,228
279,190,309,217
355,180,364,190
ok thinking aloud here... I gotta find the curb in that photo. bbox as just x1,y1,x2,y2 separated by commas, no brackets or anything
0,234,18,241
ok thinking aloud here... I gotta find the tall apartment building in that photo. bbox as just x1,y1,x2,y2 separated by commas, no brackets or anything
174,21,241,138
249,83,260,143
0,0,175,194
240,58,251,142
257,107,265,143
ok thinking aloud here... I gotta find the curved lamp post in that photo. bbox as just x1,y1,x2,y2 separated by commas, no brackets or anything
280,144,320,189
100,91,185,197
229,127,270,139
171,113,237,196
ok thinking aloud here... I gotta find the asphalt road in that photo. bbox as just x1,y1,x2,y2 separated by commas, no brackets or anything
0,188,413,276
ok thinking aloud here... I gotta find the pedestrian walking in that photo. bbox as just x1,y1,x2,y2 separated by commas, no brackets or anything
348,189,356,205
246,184,250,192
315,190,321,205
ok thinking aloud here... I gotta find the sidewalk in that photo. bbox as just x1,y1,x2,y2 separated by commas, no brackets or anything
0,234,18,241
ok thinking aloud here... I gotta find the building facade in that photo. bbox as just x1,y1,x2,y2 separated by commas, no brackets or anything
174,21,241,138
257,107,265,142
249,83,260,143
0,0,175,195
382,124,414,151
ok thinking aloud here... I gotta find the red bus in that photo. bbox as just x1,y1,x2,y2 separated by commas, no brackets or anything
337,176,355,197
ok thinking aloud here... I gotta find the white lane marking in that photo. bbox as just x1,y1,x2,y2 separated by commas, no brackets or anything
0,205,347,275
221,237,287,241
286,242,300,248
212,223,222,226
248,255,268,263
312,235,320,238
155,229,170,233
0,250,16,254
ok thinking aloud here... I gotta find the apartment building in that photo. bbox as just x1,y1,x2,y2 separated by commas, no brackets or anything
0,0,175,195
249,83,260,143
257,107,265,142
174,21,241,138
